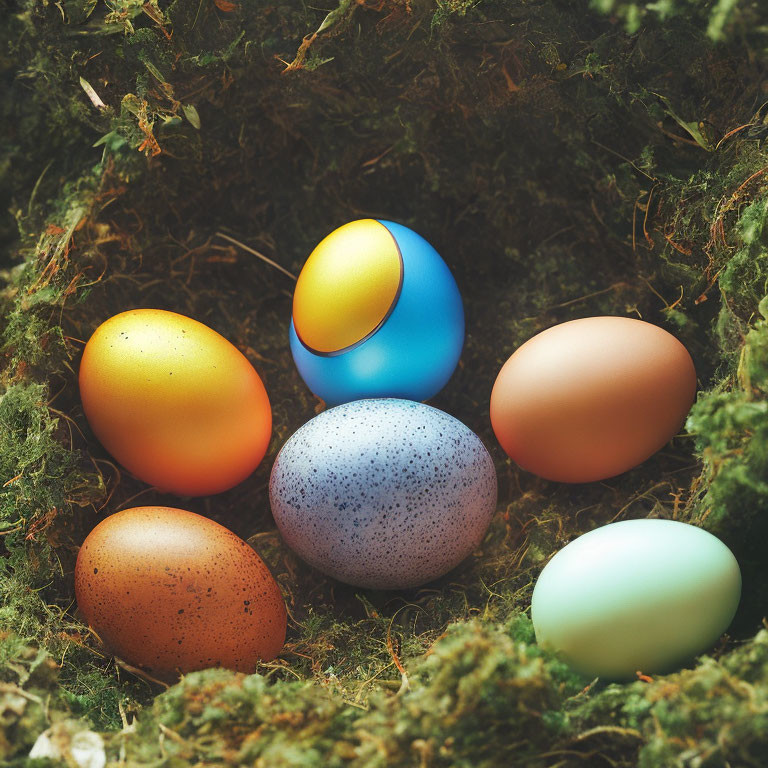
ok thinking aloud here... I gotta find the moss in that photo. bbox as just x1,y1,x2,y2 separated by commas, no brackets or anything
115,618,579,766
349,619,575,767
566,629,768,767
592,0,768,42
2,0,768,763
0,383,101,624
0,381,100,557
0,635,63,761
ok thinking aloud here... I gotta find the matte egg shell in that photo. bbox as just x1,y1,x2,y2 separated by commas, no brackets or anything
79,309,271,496
75,506,286,679
269,399,497,589
490,316,697,482
290,220,464,405
531,519,741,679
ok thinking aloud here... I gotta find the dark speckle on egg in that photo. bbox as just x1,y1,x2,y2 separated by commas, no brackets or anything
74,506,287,680
269,398,497,589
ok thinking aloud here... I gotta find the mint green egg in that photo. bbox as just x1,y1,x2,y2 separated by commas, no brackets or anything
531,519,741,679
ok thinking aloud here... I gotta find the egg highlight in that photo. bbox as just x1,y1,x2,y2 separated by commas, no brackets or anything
269,399,497,589
490,316,697,483
74,506,286,680
290,220,465,406
79,309,272,496
531,519,741,679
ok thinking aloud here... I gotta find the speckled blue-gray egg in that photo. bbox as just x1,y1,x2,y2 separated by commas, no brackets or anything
269,399,497,589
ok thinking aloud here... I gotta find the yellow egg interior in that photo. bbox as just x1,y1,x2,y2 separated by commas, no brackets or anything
292,219,402,354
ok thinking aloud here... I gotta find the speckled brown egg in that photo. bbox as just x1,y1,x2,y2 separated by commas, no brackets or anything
74,506,286,680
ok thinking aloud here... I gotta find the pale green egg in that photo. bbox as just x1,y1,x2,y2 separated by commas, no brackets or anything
531,519,741,679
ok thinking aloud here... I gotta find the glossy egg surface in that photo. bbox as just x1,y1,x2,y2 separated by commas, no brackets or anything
293,219,402,354
75,506,286,679
79,309,271,496
290,220,464,406
269,399,497,589
490,316,696,482
531,519,741,679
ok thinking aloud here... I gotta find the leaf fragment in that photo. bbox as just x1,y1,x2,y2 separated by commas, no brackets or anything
182,104,201,130
79,77,106,109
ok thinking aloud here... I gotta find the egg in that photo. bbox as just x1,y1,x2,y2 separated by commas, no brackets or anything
79,309,271,496
74,506,286,679
289,220,464,406
490,316,697,483
269,399,497,589
531,519,741,679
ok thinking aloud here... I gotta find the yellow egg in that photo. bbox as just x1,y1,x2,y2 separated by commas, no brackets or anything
292,219,402,354
79,309,271,496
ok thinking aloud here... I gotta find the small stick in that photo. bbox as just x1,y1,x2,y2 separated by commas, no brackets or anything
115,485,162,511
116,658,170,689
386,616,410,695
572,725,643,742
546,282,627,310
215,232,297,281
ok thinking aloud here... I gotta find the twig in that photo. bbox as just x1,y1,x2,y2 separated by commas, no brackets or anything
215,232,297,281
116,658,170,689
386,614,410,695
715,122,754,151
546,282,627,310
572,725,643,742
115,485,162,511
591,140,656,181
27,160,53,218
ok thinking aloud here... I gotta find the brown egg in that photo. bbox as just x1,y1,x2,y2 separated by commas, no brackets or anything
490,317,697,483
74,506,286,679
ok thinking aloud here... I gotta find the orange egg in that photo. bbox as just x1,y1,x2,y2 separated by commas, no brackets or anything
490,317,697,483
79,309,271,496
74,506,286,680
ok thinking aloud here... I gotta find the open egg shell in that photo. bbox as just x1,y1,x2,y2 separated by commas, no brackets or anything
269,399,497,589
289,220,465,406
74,506,286,680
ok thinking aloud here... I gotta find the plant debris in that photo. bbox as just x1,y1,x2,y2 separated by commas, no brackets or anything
2,0,768,764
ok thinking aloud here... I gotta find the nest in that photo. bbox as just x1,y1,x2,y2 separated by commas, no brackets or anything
2,0,768,765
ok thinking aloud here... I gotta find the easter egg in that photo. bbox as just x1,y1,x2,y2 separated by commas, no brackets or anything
289,220,464,406
531,519,741,679
269,399,497,589
490,317,697,483
79,309,271,496
74,506,286,680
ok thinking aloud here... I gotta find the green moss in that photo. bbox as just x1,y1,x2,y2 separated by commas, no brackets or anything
116,618,579,766
0,635,62,761
3,0,768,763
591,0,768,42
351,619,573,767
567,629,768,767
0,383,94,539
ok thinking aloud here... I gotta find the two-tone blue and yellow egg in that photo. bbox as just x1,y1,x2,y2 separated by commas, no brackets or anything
289,220,464,405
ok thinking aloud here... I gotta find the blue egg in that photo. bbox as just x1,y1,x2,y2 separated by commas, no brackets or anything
269,399,497,589
290,220,464,406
